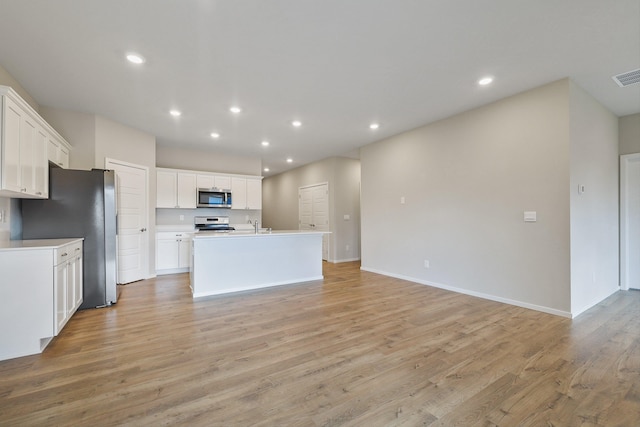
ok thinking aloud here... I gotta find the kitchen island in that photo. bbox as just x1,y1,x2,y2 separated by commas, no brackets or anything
190,230,328,298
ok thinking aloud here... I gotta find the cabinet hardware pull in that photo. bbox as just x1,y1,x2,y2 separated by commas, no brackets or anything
58,162,63,166
140,228,147,232
61,252,68,257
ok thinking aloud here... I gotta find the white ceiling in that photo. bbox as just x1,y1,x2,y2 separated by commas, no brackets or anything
0,0,638,176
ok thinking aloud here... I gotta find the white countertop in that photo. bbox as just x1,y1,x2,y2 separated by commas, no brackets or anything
193,230,330,239
0,238,84,251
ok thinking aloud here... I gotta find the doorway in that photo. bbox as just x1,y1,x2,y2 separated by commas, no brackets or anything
105,158,149,284
621,153,640,290
299,183,329,261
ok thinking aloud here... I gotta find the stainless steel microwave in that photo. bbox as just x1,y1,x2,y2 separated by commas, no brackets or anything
197,188,232,208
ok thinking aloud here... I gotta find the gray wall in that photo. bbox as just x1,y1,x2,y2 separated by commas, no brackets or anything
40,107,96,170
568,81,619,315
156,145,261,176
262,157,361,262
570,82,620,315
361,79,582,316
619,113,640,155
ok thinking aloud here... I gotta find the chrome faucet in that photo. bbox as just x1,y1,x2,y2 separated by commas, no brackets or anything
254,220,259,233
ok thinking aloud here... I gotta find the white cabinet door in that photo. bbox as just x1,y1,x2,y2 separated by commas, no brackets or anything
2,97,23,193
231,177,262,210
47,136,71,169
231,177,247,210
65,259,75,320
246,178,262,210
73,252,83,311
156,238,180,270
197,174,215,189
54,261,67,335
157,170,178,208
197,174,231,190
157,171,196,208
215,175,231,190
177,173,196,208
19,116,36,194
34,126,48,197
178,237,192,269
1,97,48,198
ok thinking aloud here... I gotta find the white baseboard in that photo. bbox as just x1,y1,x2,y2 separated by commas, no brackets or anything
331,257,361,264
360,266,572,318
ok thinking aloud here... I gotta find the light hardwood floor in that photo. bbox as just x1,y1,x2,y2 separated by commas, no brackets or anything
1,261,639,426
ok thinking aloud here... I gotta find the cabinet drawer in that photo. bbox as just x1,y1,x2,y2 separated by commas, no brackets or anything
156,231,194,240
55,241,82,265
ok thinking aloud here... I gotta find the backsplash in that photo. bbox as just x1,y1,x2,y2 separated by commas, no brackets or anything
155,208,261,228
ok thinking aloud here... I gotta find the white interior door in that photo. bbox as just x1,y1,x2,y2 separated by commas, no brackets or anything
299,183,329,260
621,153,640,290
106,158,148,284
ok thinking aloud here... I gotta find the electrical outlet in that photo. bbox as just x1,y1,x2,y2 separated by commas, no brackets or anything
346,244,350,251
179,215,185,221
424,259,430,268
0,210,4,223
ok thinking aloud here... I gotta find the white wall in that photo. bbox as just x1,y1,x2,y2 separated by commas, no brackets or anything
0,64,38,112
569,81,620,315
40,107,96,170
94,116,157,277
262,157,361,262
361,79,573,316
619,113,640,155
156,145,261,176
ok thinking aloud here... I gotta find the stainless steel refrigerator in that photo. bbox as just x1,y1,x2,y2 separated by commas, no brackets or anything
21,168,117,309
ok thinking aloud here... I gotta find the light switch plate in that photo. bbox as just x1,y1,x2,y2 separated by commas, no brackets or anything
524,211,537,222
343,214,350,220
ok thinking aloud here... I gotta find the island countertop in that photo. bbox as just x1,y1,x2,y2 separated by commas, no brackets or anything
193,229,328,239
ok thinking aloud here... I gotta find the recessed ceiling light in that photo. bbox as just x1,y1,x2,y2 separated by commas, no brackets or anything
126,53,145,64
169,109,181,117
286,158,293,163
291,120,302,127
229,106,242,114
210,132,220,139
369,123,380,130
264,167,270,172
261,141,270,147
478,76,494,86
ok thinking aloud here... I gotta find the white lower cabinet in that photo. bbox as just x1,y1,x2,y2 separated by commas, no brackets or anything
156,231,193,274
0,238,83,361
54,241,83,334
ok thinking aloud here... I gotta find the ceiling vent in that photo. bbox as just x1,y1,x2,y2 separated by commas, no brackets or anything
612,68,640,87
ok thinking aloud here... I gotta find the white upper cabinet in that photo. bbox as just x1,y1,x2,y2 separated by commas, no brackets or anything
158,167,261,210
177,173,197,208
231,176,262,210
47,134,70,169
156,170,196,208
197,174,231,190
0,86,70,199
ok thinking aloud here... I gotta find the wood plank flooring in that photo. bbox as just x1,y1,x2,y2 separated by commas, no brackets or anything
1,261,639,426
